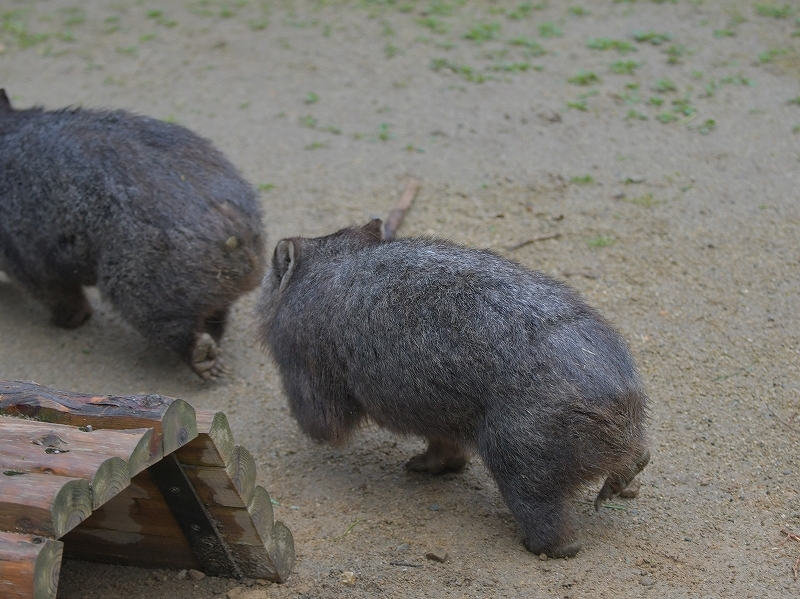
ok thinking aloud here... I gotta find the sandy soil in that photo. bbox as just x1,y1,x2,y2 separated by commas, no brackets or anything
1,0,800,597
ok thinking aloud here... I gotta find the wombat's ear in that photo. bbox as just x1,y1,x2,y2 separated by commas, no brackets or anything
273,239,297,292
0,89,11,111
363,219,382,242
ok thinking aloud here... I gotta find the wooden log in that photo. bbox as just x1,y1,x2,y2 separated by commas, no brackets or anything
0,532,63,599
0,417,163,478
0,418,159,508
176,410,234,468
0,474,92,538
0,380,196,456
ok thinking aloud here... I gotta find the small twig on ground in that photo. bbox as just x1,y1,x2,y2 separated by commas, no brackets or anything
779,529,800,579
768,409,798,433
506,233,562,251
389,561,423,568
575,500,627,510
383,178,420,241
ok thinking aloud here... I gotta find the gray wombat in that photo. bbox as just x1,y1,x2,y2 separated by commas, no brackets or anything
0,90,266,378
257,220,649,557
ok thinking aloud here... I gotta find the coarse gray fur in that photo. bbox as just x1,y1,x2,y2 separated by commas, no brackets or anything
0,90,266,377
257,220,649,558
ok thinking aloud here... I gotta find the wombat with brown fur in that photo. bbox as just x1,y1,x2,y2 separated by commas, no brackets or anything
0,90,266,378
257,220,649,557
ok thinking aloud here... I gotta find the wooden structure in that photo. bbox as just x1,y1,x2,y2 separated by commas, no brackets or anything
0,381,294,599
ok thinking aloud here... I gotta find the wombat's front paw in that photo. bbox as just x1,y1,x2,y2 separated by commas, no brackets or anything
191,332,227,379
405,439,468,475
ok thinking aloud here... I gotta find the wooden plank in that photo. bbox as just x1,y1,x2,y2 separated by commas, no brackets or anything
0,474,92,538
63,470,188,539
0,532,63,599
62,528,201,570
60,468,201,570
183,445,256,509
175,410,295,582
0,381,197,456
0,417,159,478
148,454,242,578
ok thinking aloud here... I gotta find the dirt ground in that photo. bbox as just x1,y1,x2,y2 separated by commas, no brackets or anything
1,0,799,597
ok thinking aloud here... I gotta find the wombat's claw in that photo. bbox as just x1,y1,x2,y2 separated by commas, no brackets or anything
594,449,651,510
191,333,226,379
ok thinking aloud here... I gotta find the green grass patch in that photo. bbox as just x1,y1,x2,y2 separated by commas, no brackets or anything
304,91,320,104
571,175,594,184
508,2,544,20
378,122,393,141
588,235,616,248
430,58,486,82
569,70,601,85
656,111,678,123
116,45,138,57
627,193,656,207
653,78,677,93
539,22,562,38
490,61,532,72
569,7,589,16
258,183,275,192
754,4,793,18
758,47,791,63
509,35,546,56
665,44,687,64
463,22,501,43
626,110,648,120
300,115,317,128
587,38,636,53
698,119,716,134
418,17,449,34
610,60,640,74
632,31,672,45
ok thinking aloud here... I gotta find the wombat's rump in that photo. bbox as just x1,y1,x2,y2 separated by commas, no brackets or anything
0,90,266,377
258,220,648,557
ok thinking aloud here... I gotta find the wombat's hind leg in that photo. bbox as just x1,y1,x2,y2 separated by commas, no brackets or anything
405,438,468,475
594,448,650,511
190,332,227,379
479,421,581,558
203,307,229,343
48,285,93,329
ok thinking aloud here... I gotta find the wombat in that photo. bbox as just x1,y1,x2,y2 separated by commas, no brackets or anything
257,220,649,558
0,90,266,378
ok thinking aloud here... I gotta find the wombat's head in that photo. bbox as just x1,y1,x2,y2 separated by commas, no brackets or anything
257,220,383,324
